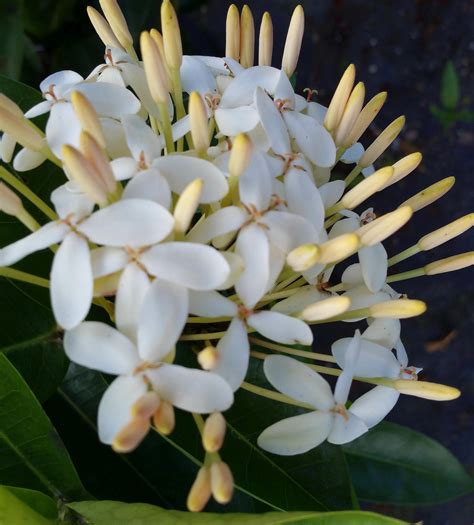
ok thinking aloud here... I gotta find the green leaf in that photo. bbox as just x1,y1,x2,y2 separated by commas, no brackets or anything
0,0,25,80
440,60,460,110
69,500,407,525
0,485,56,525
0,353,86,500
3,486,58,520
343,421,474,505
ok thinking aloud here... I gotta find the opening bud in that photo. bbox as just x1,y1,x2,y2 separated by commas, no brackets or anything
79,132,117,196
341,166,393,210
418,214,473,251
358,116,405,168
286,243,320,272
281,5,304,77
87,6,123,49
99,0,133,49
202,412,227,453
140,31,171,105
399,177,455,213
318,233,360,264
240,5,255,68
334,82,365,146
425,252,474,276
324,64,356,132
357,206,413,246
71,91,106,149
384,152,422,188
300,296,351,322
229,134,253,178
0,182,23,217
174,178,203,234
153,400,175,435
343,91,387,148
210,461,234,504
0,107,43,152
112,418,150,453
161,0,183,70
258,12,273,67
225,5,240,60
369,299,427,319
198,346,219,371
132,392,161,419
393,379,460,401
189,93,210,153
187,467,212,512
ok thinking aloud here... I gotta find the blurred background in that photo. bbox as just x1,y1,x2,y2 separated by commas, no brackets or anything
0,0,473,523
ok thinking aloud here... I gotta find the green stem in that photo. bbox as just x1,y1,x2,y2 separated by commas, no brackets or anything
335,147,347,163
344,165,362,187
158,103,175,154
17,209,41,231
171,69,186,153
248,336,336,363
387,244,421,267
241,381,314,409
386,267,426,283
0,267,49,288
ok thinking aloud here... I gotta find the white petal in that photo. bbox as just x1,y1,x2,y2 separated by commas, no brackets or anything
359,243,388,293
328,412,368,445
186,206,247,244
111,157,138,181
101,118,131,158
215,107,259,136
77,200,174,247
343,286,391,320
273,70,296,106
264,355,334,411
147,364,234,413
395,338,408,368
239,153,272,210
13,148,46,172
328,217,359,239
24,100,52,119
137,280,188,362
141,242,230,290
64,321,139,374
248,311,313,345
319,180,345,208
50,184,94,220
271,287,329,315
285,169,325,231
46,102,82,158
349,386,400,428
91,247,129,278
180,56,217,94
97,66,126,86
122,168,171,209
188,290,237,317
363,318,401,349
40,70,83,93
257,411,333,456
255,87,290,155
263,211,318,253
120,63,160,119
266,243,286,293
122,114,162,164
216,251,244,290
341,142,364,164
306,102,327,125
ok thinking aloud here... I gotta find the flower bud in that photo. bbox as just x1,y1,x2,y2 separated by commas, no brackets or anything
425,252,474,276
174,178,203,234
286,243,320,272
161,0,183,70
343,91,387,148
281,5,304,77
99,0,133,49
0,107,43,152
225,5,240,60
318,233,360,264
301,296,351,321
0,133,16,163
79,132,117,195
0,182,23,216
324,64,356,132
240,5,255,68
384,152,422,188
369,299,427,319
0,93,24,117
357,206,413,246
150,29,166,62
418,214,473,251
132,392,161,419
71,91,106,149
153,400,175,435
87,6,123,49
358,116,405,168
187,467,212,512
341,166,393,210
198,345,220,370
210,461,234,504
112,418,150,453
399,177,455,213
334,82,365,146
189,93,210,153
393,379,460,401
203,412,226,453
229,134,253,177
140,31,171,104
258,12,273,67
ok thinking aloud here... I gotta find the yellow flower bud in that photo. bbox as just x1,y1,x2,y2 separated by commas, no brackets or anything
341,166,393,210
384,152,422,188
87,6,124,50
187,467,212,512
112,418,150,453
174,178,203,234
189,93,210,153
198,345,220,371
210,461,234,504
399,177,455,213
324,64,356,132
357,206,413,246
0,107,43,152
161,0,183,70
150,29,166,62
132,392,161,420
343,91,387,148
258,12,273,66
140,31,171,104
225,5,240,60
71,91,106,149
318,233,360,264
425,252,474,276
228,133,253,177
153,400,175,435
79,132,117,195
240,5,255,68
369,299,427,319
418,214,473,251
301,296,351,322
281,5,304,77
393,380,460,401
286,243,320,272
334,82,365,146
0,93,23,117
0,182,23,217
358,116,405,168
202,412,227,453
99,0,133,49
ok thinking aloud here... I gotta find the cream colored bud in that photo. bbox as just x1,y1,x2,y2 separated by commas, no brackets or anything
0,182,23,216
334,82,365,146
258,12,273,66
286,243,320,272
369,299,427,319
399,177,455,213
225,5,240,60
281,5,304,77
79,132,117,195
229,133,253,177
150,29,166,61
203,412,227,453
87,6,123,49
132,392,161,420
343,91,387,148
324,64,356,132
71,91,106,149
99,0,133,49
198,345,219,371
393,380,460,401
174,178,203,234
189,93,210,153
112,418,150,453
384,152,422,188
357,206,413,246
0,107,43,151
358,116,405,168
0,93,23,118
140,31,170,104
210,461,234,504
341,166,393,210
187,467,212,512
418,214,473,251
161,0,183,70
153,400,175,435
318,233,360,264
425,252,474,276
240,5,255,68
301,296,351,322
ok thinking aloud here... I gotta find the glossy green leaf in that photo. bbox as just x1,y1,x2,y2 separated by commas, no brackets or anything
343,422,474,505
0,485,56,525
3,486,57,520
440,60,459,110
0,1,25,80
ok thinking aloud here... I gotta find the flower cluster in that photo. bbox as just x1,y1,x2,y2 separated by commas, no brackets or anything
0,0,472,512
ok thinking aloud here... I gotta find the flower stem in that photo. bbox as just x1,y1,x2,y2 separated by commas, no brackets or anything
344,164,362,187
388,244,421,267
171,69,186,153
241,381,314,409
248,337,336,363
180,330,227,341
0,267,49,288
335,147,347,163
158,103,175,154
17,209,41,231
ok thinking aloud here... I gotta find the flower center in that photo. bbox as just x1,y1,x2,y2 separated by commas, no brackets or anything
333,403,350,422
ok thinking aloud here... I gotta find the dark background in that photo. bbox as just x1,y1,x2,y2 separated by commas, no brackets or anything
0,0,473,523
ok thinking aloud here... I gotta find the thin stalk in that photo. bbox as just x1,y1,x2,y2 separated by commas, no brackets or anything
388,244,421,267
344,165,362,187
0,267,49,288
241,381,314,409
248,336,336,363
386,267,426,283
334,147,347,163
180,330,227,341
17,209,41,231
171,69,186,152
324,212,342,229
158,103,175,153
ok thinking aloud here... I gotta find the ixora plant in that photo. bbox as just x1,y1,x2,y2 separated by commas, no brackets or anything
0,0,472,523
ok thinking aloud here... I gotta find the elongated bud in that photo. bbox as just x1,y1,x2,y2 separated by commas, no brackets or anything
357,206,413,246
334,82,365,146
359,116,405,168
240,5,255,68
132,392,161,419
150,29,166,61
0,93,24,117
79,132,117,195
324,64,356,132
393,379,460,401
99,0,133,49
112,419,149,453
369,299,427,319
0,107,43,151
384,152,422,188
318,233,360,264
187,467,212,512
87,6,123,49
203,412,226,453
174,178,203,234
399,177,455,213
341,166,393,210
281,5,304,77
210,461,234,504
71,91,106,148
418,214,474,251
0,182,23,216
425,252,474,276
229,134,253,177
198,346,219,370
301,296,351,322
286,243,320,272
161,0,183,70
153,400,175,435
225,5,240,60
189,93,209,153
140,31,170,104
258,12,273,66
0,133,16,163
343,91,387,148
